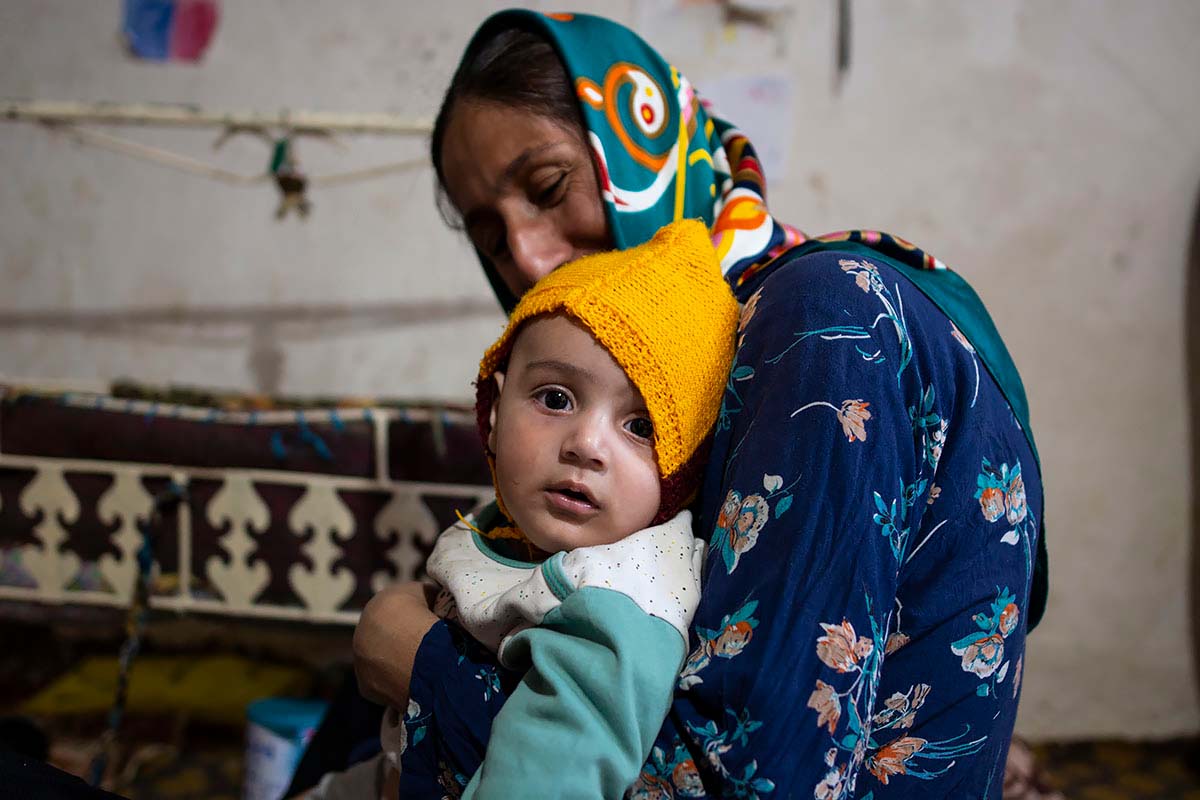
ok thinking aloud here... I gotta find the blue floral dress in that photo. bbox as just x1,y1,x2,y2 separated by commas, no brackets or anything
398,11,1045,799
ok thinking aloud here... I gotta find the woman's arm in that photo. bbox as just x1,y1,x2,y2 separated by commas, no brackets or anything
352,581,439,709
627,249,1037,797
621,255,919,796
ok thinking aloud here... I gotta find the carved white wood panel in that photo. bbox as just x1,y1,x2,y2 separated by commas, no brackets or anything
95,468,152,605
20,464,81,599
288,483,355,616
205,474,271,611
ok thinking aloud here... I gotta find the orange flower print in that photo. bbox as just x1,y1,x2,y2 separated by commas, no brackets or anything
735,505,757,536
866,736,927,785
837,399,871,443
952,586,1020,695
738,288,762,333
978,487,1005,523
727,494,769,562
807,679,841,734
792,398,872,444
681,602,759,688
628,774,671,800
813,765,846,800
953,632,1005,678
895,685,930,727
998,602,1020,637
816,620,874,673
873,683,930,729
717,491,741,531
632,744,701,800
714,620,754,657
976,459,1029,533
1005,472,1027,525
1013,655,1024,698
839,258,879,293
671,759,703,797
737,288,763,349
885,631,910,655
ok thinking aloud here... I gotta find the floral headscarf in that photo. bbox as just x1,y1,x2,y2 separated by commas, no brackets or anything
452,9,1047,628
460,10,953,303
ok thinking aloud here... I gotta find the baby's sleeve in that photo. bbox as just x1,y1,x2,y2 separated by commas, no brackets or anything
461,511,703,800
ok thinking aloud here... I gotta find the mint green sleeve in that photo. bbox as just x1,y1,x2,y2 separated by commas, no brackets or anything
461,586,686,800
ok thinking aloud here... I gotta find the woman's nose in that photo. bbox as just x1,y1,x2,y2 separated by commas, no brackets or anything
506,215,574,290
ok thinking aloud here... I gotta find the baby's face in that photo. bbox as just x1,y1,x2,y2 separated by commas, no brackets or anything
489,314,661,554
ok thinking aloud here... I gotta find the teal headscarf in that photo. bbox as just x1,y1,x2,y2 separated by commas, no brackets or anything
453,9,1047,629
460,9,810,293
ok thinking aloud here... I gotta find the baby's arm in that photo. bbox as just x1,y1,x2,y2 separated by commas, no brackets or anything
460,512,705,799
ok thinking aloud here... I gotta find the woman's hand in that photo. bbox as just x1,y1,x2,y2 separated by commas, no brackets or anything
352,581,439,708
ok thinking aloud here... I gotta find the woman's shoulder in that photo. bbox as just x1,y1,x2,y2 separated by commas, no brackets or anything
729,239,995,422
736,242,955,333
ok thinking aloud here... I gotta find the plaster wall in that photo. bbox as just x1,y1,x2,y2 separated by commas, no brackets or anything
1,0,1197,740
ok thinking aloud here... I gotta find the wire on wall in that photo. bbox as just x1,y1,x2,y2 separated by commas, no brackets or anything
2,100,433,218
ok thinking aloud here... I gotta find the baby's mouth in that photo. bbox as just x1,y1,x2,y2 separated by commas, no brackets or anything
547,481,599,511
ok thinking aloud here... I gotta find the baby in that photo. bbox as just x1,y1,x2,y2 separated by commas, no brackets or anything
379,219,739,798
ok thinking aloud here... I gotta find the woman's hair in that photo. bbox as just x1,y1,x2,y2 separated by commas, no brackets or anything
430,26,583,224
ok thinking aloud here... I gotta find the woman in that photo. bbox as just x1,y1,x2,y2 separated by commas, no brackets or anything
353,9,1046,799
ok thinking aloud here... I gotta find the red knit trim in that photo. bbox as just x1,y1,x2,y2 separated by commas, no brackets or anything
652,433,712,525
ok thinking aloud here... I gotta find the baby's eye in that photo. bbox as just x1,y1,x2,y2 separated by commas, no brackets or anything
627,416,654,440
537,389,571,411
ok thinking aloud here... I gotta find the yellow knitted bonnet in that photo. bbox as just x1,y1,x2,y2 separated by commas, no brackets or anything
475,218,739,526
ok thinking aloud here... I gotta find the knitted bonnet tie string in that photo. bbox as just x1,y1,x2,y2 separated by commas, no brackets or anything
454,508,524,541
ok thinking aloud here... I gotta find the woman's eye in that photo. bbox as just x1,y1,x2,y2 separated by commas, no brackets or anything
535,175,566,205
627,417,654,440
537,389,571,411
485,232,509,260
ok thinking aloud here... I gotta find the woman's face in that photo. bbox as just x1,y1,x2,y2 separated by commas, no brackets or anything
439,100,612,297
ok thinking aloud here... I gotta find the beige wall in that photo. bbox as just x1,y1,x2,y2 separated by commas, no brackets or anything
2,0,1198,739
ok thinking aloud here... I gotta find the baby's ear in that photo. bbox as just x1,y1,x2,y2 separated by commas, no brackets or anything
488,371,505,452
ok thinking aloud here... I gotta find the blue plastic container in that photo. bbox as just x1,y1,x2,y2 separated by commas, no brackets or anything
243,697,328,800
